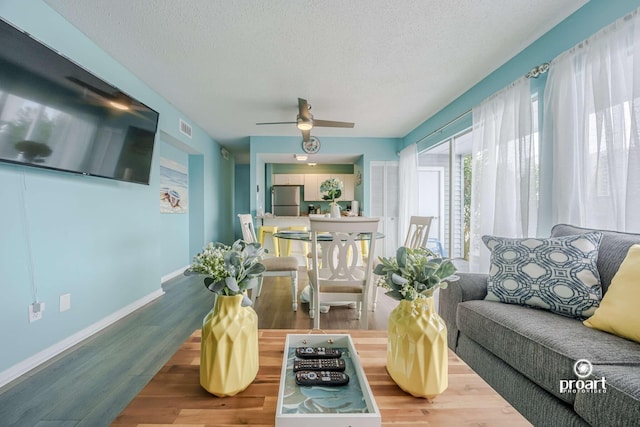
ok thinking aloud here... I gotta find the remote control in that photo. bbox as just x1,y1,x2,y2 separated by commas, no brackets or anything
295,347,342,359
293,358,346,372
295,371,350,387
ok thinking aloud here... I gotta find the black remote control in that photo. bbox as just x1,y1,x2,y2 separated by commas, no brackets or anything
293,358,346,372
295,371,350,387
295,347,342,359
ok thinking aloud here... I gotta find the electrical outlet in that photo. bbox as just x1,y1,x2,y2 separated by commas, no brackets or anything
28,302,44,323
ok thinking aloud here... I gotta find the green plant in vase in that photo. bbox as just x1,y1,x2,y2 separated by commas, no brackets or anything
374,246,458,306
187,239,266,396
188,239,266,306
320,177,343,217
374,246,458,398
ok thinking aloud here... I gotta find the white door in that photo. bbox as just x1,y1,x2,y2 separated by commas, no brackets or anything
417,167,445,243
370,161,399,258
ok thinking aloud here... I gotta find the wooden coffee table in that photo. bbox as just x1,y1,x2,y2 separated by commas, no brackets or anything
112,329,531,426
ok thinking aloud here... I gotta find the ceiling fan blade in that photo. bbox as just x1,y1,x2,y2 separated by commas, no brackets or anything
298,98,311,120
301,129,311,142
313,119,355,128
255,121,297,125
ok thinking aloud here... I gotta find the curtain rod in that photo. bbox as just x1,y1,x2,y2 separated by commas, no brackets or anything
413,109,471,146
412,60,550,147
525,62,550,78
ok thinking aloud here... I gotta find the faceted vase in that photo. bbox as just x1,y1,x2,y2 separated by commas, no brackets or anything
200,294,259,397
330,203,341,218
386,297,448,398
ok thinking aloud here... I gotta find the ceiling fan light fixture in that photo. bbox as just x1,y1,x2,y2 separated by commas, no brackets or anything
296,116,313,131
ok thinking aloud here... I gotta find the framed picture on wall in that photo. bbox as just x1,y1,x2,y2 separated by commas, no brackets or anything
160,157,189,213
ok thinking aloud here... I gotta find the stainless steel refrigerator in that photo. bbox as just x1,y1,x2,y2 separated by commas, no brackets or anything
272,185,300,216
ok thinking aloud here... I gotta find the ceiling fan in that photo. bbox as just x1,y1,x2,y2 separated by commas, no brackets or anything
65,76,146,111
256,98,354,141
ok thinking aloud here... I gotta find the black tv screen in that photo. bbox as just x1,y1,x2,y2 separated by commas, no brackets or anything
0,19,159,185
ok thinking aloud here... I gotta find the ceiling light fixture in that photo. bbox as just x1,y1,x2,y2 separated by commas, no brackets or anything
295,154,308,161
307,163,317,166
296,116,313,131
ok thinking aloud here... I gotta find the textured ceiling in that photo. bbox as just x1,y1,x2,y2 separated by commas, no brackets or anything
43,0,586,154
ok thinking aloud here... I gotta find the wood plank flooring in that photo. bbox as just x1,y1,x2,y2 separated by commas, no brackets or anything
0,269,395,426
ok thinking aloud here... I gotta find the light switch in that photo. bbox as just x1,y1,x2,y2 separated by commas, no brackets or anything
60,293,71,312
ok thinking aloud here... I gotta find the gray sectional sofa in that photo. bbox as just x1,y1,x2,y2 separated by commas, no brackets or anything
439,224,640,427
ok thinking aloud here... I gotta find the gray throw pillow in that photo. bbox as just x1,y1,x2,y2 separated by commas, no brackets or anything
483,232,603,319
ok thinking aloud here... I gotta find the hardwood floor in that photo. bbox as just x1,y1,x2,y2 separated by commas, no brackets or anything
0,269,394,426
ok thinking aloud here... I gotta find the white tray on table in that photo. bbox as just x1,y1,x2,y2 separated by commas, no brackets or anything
275,334,381,427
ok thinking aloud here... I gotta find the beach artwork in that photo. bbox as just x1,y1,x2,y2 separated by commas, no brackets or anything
160,157,188,213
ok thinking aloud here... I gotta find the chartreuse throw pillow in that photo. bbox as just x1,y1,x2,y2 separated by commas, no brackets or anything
483,232,603,319
583,244,640,343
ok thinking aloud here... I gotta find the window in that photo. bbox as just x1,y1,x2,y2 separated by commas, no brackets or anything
417,130,472,269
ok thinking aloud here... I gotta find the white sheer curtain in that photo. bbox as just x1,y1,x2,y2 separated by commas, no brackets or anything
469,78,538,272
543,9,640,233
398,143,418,244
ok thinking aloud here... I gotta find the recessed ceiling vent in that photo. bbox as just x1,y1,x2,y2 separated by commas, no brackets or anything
179,119,192,138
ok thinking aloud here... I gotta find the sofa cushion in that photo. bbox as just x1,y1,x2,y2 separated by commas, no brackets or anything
456,300,640,404
482,233,603,319
456,334,591,427
574,365,640,427
551,224,640,294
584,244,640,343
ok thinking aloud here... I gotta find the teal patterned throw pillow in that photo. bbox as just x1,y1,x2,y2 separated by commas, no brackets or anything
482,232,603,319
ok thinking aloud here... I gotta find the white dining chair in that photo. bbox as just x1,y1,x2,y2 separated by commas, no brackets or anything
369,215,434,311
404,216,434,249
237,214,299,311
307,217,380,329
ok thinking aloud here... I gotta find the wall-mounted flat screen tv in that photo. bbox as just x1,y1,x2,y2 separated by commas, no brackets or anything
0,19,159,185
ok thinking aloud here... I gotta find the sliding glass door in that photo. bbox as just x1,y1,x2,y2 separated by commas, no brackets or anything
417,130,472,270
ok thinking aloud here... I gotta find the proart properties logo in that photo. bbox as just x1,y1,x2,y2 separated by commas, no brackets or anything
559,359,607,394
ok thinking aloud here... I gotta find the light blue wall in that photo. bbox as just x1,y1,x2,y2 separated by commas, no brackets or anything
249,136,400,217
0,0,232,375
401,0,640,235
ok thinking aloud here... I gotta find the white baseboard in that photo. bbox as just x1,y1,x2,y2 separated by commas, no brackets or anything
0,288,165,389
161,265,189,283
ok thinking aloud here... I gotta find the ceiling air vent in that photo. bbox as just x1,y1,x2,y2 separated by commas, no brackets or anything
179,119,192,138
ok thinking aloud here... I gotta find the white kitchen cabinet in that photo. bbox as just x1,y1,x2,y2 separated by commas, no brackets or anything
303,174,317,201
273,174,304,185
305,174,330,201
303,173,355,201
338,174,355,201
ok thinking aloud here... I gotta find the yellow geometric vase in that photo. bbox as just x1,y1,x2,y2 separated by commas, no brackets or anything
200,294,259,397
386,297,448,398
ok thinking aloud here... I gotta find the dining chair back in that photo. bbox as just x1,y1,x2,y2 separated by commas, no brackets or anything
237,214,299,311
238,214,258,242
307,217,380,329
369,215,435,312
404,216,434,249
